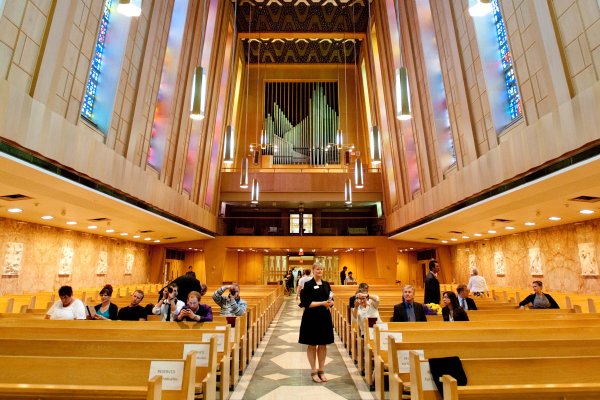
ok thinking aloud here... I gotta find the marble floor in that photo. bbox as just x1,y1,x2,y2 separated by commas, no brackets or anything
231,297,376,400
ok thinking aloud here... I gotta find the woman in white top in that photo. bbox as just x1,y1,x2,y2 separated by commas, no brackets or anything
152,283,185,321
296,268,312,301
467,268,488,296
352,292,380,336
45,285,86,320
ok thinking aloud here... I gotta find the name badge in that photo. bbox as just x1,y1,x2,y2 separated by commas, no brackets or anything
314,285,319,289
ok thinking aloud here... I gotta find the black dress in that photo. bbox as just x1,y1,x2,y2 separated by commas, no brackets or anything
299,278,334,345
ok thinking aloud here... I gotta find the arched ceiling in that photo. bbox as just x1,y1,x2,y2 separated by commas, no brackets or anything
235,0,371,64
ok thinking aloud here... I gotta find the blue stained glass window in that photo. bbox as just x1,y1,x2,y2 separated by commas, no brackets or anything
81,0,112,122
492,0,521,120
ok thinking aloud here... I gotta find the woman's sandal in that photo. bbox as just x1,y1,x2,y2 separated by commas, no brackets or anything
317,371,328,382
311,371,323,383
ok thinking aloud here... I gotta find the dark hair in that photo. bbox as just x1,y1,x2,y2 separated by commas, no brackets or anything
443,291,460,308
99,284,113,296
358,282,369,291
456,284,467,294
342,266,348,270
58,286,73,297
304,269,311,275
533,280,543,287
348,271,353,275
185,271,196,278
133,289,144,299
429,260,438,271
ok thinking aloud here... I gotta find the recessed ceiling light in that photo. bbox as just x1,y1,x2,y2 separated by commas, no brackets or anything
580,209,594,215
505,226,515,230
106,229,115,233
133,235,141,238
144,237,151,241
524,222,535,226
41,215,54,220
441,240,448,244
66,221,77,225
153,240,160,243
548,216,561,221
88,225,97,229
462,235,469,239
488,230,496,234
450,238,458,241
473,233,482,237
120,232,128,236
7,208,22,213
188,247,192,250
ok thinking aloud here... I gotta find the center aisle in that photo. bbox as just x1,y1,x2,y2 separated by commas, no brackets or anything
231,297,375,400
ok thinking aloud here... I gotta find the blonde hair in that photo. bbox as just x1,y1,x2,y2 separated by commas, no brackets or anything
312,261,323,270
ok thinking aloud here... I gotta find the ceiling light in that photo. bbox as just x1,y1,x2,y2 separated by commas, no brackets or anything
7,208,22,213
66,221,77,225
441,240,448,244
524,221,536,226
505,226,515,230
106,229,115,233
153,240,160,243
120,232,128,236
450,238,458,241
580,209,595,215
133,235,141,238
88,225,97,229
548,216,561,221
144,237,152,241
462,235,469,239
41,215,54,220
473,233,482,237
487,230,496,234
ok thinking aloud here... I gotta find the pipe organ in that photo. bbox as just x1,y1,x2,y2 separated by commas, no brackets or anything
263,82,340,165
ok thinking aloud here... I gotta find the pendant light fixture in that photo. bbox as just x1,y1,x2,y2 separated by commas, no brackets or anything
344,178,352,205
251,178,260,204
394,0,412,120
240,158,249,188
223,125,234,164
250,5,260,204
349,6,364,189
469,0,492,17
366,1,381,166
190,1,208,120
240,1,254,189
223,0,238,165
117,0,142,17
354,157,364,188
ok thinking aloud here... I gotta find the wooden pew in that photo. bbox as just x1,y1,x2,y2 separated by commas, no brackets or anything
387,337,600,400
0,351,198,400
0,337,218,400
409,352,600,400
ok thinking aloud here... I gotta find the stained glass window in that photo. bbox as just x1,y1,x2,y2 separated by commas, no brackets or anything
81,0,112,122
492,0,522,120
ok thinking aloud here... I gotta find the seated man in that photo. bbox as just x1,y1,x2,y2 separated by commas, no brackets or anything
456,284,477,311
152,283,185,321
117,290,147,321
391,285,427,322
45,285,86,320
176,291,213,322
213,283,247,316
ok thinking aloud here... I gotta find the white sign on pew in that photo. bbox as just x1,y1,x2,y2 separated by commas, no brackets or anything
215,325,235,346
149,361,184,390
420,361,436,391
183,343,210,367
202,332,225,352
398,349,424,373
376,323,388,331
380,331,403,351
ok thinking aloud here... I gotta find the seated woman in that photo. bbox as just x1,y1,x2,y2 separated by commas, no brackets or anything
345,271,356,285
175,291,213,322
92,284,118,320
441,291,469,322
152,283,184,321
518,281,560,309
45,285,86,320
352,291,380,336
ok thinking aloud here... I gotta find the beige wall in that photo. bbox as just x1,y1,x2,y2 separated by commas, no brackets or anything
0,217,152,294
448,217,600,294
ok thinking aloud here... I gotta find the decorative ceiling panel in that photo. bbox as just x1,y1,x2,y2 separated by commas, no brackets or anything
242,38,360,63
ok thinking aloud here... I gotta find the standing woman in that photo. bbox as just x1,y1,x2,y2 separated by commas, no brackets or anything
441,291,469,322
299,262,334,383
93,284,118,320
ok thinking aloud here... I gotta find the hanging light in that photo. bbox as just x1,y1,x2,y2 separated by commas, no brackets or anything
370,126,381,165
240,158,249,188
469,0,492,17
190,66,207,120
260,128,267,149
223,125,234,164
344,178,353,205
354,158,364,188
395,67,411,120
336,128,343,150
117,0,142,17
251,179,260,204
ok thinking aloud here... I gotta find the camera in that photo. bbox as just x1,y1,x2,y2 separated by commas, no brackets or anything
230,289,237,296
167,286,174,294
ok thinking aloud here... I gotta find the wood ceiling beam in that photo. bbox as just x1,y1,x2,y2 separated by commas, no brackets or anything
238,32,365,40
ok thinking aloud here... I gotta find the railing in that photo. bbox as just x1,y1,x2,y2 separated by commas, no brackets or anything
220,216,385,236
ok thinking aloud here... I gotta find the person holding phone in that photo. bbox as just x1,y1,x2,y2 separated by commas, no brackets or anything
213,283,247,316
152,283,184,321
92,284,118,320
176,291,213,322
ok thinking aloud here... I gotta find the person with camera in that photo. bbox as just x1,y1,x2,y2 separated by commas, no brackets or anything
152,283,184,321
212,283,247,316
352,291,380,336
176,291,213,322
